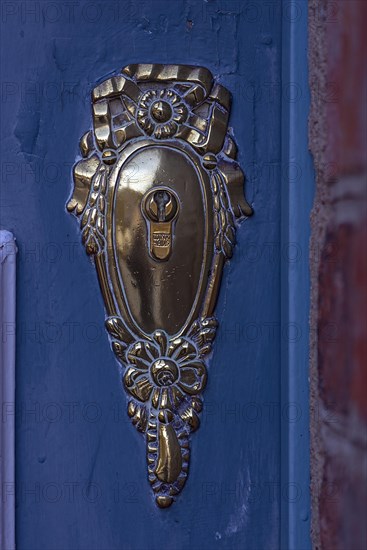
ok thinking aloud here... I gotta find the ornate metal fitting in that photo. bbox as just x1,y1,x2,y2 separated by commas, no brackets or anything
67,64,252,508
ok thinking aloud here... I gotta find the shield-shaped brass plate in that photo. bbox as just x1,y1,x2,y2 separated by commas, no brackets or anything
67,64,252,507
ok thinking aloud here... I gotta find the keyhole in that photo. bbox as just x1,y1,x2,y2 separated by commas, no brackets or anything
154,190,170,222
142,186,179,261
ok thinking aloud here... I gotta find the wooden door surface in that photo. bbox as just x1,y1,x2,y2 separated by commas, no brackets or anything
0,1,312,548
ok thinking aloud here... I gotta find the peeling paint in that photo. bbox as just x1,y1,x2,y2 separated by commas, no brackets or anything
225,468,251,537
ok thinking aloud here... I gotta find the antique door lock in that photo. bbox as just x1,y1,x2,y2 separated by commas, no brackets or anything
67,64,252,507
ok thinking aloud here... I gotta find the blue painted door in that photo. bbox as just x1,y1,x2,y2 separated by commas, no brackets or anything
0,1,309,548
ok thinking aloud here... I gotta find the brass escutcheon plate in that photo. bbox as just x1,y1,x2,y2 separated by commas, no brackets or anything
67,63,252,507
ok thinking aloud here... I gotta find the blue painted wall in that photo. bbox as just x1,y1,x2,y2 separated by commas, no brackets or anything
0,1,293,548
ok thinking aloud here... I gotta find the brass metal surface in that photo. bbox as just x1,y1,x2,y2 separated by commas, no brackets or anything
67,63,252,507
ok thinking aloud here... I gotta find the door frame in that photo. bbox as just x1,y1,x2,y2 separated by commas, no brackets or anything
280,1,313,549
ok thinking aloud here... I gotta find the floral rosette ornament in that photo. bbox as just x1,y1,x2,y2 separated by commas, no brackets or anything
123,331,207,507
106,316,217,508
67,64,252,507
124,332,206,419
137,89,188,139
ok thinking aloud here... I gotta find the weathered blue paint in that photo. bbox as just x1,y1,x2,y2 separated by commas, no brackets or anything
0,1,310,548
280,1,313,549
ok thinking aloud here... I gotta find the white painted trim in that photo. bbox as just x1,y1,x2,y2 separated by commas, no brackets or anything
0,231,17,550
